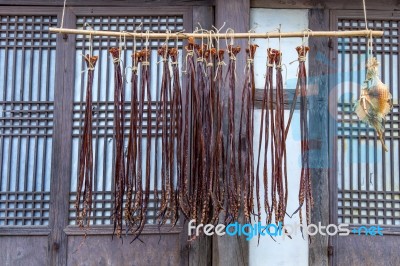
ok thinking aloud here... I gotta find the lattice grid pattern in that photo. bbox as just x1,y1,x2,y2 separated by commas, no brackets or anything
0,15,57,226
336,18,400,225
69,15,184,225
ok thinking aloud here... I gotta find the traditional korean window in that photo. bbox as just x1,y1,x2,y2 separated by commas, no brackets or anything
0,13,57,226
69,11,186,226
334,12,400,228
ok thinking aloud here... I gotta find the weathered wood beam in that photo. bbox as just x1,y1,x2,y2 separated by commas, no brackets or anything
213,0,250,265
308,8,330,266
251,0,400,10
0,0,215,6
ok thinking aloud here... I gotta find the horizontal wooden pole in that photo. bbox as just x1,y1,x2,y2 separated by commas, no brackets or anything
49,27,384,39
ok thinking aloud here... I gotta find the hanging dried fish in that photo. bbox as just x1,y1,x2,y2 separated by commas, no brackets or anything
181,37,195,220
193,43,207,225
109,47,126,237
225,44,241,223
125,51,141,230
287,46,314,227
257,49,275,225
157,45,175,226
238,44,258,224
131,48,152,241
272,49,288,225
169,47,183,226
354,57,392,152
76,54,98,228
210,49,226,224
200,46,216,224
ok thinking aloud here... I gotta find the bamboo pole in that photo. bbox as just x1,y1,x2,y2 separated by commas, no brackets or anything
49,27,383,39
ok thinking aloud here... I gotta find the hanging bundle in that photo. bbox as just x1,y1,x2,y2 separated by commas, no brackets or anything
238,44,258,223
225,44,241,223
76,54,98,228
180,37,195,220
125,51,141,231
130,48,152,241
201,46,216,224
288,46,314,227
52,23,391,243
169,47,183,226
262,49,275,225
193,43,207,225
211,48,226,224
109,47,126,237
157,45,176,225
354,57,392,152
271,49,288,225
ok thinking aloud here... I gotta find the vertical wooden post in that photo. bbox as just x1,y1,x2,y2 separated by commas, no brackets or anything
187,5,214,266
308,8,330,266
48,8,75,266
213,1,250,265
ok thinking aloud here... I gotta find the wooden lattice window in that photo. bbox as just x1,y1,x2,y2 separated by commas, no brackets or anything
69,14,184,225
0,14,57,226
336,17,400,226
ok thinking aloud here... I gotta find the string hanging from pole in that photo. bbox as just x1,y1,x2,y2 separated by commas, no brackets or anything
354,0,392,152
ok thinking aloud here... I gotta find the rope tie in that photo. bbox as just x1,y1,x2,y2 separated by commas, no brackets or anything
247,59,254,64
196,57,204,62
142,61,150,66
298,56,306,62
230,56,236,61
218,61,226,66
267,63,274,67
207,62,213,67
171,61,179,65
60,0,66,29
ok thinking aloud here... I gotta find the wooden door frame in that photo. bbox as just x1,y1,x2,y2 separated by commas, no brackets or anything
0,3,214,265
0,2,62,242
52,5,196,265
328,8,400,266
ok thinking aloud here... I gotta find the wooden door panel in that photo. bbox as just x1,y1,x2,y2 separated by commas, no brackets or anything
67,234,182,266
336,235,400,266
0,236,48,266
331,10,400,265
